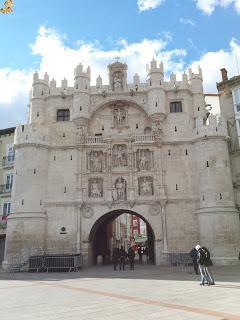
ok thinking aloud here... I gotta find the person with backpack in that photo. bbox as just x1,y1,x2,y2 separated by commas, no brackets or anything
195,244,210,285
202,246,215,285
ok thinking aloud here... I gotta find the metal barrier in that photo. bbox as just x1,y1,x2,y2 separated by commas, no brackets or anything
164,252,193,267
29,254,83,272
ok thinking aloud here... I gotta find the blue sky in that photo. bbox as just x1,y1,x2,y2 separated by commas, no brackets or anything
0,0,240,128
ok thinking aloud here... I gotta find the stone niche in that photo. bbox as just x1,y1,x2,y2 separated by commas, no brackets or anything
87,150,105,172
108,61,128,92
135,149,153,171
112,144,128,168
112,177,127,201
138,176,154,196
89,178,103,198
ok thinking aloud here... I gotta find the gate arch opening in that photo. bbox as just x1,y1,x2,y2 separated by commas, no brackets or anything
88,209,155,266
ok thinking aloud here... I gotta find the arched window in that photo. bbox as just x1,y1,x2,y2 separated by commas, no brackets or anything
170,101,182,113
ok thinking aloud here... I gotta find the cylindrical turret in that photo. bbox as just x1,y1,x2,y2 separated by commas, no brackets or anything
189,67,207,119
29,71,49,124
73,63,91,121
147,59,166,115
193,117,240,264
3,143,48,268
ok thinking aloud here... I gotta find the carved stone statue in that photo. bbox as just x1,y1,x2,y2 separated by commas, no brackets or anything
113,145,127,167
139,151,148,171
114,178,126,201
113,73,122,91
90,179,102,198
139,177,153,196
113,107,126,126
89,151,103,172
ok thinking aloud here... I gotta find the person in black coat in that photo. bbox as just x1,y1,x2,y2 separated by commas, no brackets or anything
112,247,119,271
128,247,135,270
190,247,199,275
119,246,127,270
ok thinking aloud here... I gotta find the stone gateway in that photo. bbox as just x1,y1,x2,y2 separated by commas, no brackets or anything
3,60,240,269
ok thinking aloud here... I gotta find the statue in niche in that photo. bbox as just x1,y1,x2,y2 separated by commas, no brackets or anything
139,177,153,196
114,177,126,201
90,151,103,172
139,150,149,171
113,145,127,167
113,107,126,126
113,72,122,91
90,179,102,198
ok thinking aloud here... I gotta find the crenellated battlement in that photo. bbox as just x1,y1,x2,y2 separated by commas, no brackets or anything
74,63,91,80
194,115,228,139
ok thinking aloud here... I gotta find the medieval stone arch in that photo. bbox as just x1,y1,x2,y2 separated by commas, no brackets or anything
87,209,156,265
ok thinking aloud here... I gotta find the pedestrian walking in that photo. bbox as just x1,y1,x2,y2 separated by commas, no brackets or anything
112,247,119,271
202,246,215,285
119,246,127,270
190,247,199,275
195,244,210,285
128,246,135,270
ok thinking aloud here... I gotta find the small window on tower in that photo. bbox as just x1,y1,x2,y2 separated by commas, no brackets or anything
170,101,182,113
57,109,70,121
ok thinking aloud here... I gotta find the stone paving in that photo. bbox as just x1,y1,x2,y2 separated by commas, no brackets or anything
0,264,240,320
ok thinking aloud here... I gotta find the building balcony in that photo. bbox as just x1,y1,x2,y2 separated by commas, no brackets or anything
134,135,155,143
85,136,104,144
0,184,12,195
2,155,15,167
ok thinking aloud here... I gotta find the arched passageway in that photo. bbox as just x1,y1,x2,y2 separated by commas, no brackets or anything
88,209,155,265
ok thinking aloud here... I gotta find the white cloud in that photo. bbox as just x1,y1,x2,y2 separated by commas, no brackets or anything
31,26,186,86
137,0,164,11
195,0,240,15
0,26,240,128
179,17,196,26
190,38,240,91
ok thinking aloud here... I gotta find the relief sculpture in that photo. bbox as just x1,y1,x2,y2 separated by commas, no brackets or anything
139,177,153,196
88,151,104,172
113,107,127,127
89,179,103,198
112,177,127,201
113,144,127,167
137,149,152,171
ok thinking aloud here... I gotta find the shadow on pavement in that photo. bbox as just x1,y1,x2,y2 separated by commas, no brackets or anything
0,265,240,284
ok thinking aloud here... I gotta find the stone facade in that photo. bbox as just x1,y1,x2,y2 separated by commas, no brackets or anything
217,70,240,211
3,60,240,268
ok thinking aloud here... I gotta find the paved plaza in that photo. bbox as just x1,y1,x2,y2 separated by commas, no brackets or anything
0,265,240,320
